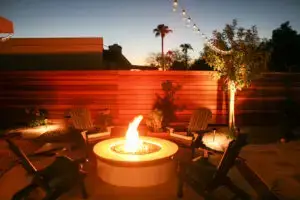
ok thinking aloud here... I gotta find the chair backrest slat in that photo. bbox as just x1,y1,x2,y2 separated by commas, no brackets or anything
5,139,37,174
213,133,248,181
188,108,212,132
70,107,94,130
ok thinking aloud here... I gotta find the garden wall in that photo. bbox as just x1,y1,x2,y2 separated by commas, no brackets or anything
0,70,299,128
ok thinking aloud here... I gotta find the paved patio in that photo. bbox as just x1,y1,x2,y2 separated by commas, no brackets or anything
1,127,300,199
0,148,204,200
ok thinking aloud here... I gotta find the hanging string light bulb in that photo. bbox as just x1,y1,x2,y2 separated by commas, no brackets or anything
169,0,233,55
185,17,191,27
173,0,178,7
173,0,178,11
192,24,197,31
187,17,191,24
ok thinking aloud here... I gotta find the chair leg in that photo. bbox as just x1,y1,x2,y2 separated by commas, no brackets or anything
224,176,251,200
177,162,185,198
11,184,38,200
43,189,65,200
80,179,88,199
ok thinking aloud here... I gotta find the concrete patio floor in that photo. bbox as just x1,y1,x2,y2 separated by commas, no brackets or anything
0,154,204,200
0,144,254,200
1,126,300,200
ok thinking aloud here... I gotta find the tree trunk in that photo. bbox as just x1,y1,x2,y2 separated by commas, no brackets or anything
161,36,165,70
185,52,188,70
228,81,236,132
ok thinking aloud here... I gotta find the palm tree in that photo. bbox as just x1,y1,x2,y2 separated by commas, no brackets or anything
153,24,173,70
180,43,193,69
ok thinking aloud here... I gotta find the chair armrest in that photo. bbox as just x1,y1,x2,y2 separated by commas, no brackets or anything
106,126,114,132
170,132,193,141
166,127,174,133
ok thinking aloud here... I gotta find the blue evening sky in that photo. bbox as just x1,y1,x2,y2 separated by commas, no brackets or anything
1,0,300,65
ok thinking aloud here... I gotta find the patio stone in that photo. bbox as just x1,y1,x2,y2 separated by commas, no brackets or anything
0,157,203,200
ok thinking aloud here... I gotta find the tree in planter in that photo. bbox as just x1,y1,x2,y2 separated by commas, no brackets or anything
202,19,269,131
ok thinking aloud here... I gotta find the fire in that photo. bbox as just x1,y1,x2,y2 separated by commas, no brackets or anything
123,115,144,153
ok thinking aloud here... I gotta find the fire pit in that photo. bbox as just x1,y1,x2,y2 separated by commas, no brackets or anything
93,115,178,187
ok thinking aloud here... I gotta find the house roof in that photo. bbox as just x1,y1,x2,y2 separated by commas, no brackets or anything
0,16,14,34
102,49,131,70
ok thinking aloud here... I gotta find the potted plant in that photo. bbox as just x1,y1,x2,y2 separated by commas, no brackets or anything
25,107,49,127
145,109,168,137
153,80,182,128
146,80,183,138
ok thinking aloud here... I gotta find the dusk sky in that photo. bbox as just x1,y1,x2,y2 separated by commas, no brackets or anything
1,0,300,65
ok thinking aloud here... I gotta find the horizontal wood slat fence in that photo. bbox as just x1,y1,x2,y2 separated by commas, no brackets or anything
0,70,299,129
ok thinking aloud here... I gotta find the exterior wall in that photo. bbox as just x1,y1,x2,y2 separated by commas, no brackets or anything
0,37,104,70
0,37,103,54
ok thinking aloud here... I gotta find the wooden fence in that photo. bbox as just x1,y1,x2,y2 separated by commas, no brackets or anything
0,70,299,128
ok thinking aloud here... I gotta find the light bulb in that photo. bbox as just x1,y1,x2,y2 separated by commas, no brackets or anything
182,9,186,16
173,0,178,7
193,24,197,30
187,17,191,23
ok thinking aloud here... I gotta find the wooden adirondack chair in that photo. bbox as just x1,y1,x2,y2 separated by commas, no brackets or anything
5,139,88,200
177,133,250,199
235,158,280,200
70,107,112,144
168,108,212,134
168,108,213,154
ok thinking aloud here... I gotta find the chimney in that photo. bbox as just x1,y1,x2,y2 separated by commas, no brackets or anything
108,44,122,54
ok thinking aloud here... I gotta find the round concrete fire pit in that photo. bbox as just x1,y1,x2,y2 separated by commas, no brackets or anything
93,136,178,187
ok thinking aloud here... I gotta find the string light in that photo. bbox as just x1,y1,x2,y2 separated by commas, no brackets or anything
173,0,178,11
187,17,191,24
192,24,197,31
170,0,233,55
173,0,178,7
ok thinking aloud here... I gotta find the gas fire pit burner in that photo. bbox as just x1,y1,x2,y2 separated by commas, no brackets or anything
111,141,161,155
93,115,178,187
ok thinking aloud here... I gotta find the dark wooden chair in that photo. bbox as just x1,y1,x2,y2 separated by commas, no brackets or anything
177,133,250,199
235,157,280,200
5,139,88,200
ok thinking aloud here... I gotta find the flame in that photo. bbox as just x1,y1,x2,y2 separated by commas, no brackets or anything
123,115,143,153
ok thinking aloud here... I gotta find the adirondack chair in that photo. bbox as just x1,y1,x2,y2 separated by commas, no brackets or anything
177,133,250,199
168,107,212,135
167,108,213,153
5,139,88,200
235,157,280,200
70,107,113,144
